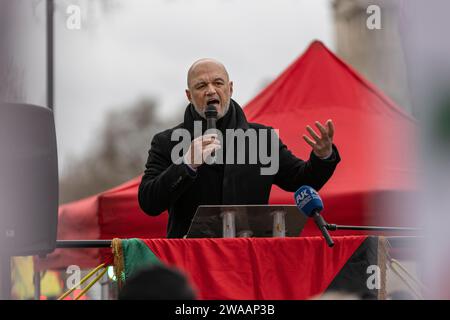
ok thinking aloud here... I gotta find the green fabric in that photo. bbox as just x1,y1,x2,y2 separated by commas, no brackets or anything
122,238,161,281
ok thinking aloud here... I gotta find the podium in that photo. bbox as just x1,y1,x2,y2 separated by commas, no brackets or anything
186,205,307,238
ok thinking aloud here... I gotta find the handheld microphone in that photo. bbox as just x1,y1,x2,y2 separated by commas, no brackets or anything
205,104,218,129
205,104,218,163
294,185,334,247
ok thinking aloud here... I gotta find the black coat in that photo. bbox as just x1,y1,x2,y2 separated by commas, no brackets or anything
138,100,341,238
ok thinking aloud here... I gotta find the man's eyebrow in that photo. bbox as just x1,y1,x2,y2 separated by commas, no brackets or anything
193,77,225,87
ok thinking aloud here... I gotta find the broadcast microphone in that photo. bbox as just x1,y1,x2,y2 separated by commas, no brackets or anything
205,104,218,163
294,185,334,247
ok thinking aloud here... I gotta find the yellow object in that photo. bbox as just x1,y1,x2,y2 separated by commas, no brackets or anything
11,256,62,299
57,263,105,300
74,268,107,300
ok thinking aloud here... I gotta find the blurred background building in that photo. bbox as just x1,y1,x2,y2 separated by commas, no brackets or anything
333,0,411,114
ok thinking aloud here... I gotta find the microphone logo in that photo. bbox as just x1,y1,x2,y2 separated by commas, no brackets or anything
294,186,323,217
295,190,309,203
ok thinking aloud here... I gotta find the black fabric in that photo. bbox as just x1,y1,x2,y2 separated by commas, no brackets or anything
326,236,380,300
138,99,341,238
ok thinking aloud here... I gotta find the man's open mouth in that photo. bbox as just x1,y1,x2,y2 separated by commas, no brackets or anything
207,98,220,106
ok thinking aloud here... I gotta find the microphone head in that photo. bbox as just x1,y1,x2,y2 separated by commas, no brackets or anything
205,104,218,118
294,185,324,217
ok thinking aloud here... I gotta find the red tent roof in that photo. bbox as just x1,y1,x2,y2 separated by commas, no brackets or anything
245,40,416,196
244,40,417,236
37,41,417,270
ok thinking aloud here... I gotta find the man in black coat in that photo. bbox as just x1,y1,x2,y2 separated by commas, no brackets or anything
138,59,341,238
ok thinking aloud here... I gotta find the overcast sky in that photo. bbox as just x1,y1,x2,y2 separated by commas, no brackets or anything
14,0,335,172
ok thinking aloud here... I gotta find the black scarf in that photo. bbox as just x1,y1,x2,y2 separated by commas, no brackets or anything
181,99,250,204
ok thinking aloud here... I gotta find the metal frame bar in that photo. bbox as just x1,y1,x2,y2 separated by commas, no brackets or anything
0,257,11,300
54,236,420,249
46,0,54,110
56,240,113,248
326,224,421,232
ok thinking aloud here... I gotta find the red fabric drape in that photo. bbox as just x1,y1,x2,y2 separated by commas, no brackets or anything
141,236,367,300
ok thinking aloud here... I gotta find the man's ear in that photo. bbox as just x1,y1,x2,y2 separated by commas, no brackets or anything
185,89,192,102
229,81,233,97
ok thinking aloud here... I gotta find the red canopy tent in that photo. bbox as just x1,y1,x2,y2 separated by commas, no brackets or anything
244,40,417,235
37,41,416,270
36,177,167,269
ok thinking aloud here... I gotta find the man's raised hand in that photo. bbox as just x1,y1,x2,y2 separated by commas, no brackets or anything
302,119,334,159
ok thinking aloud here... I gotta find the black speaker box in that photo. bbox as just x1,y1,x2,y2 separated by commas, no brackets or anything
0,103,58,256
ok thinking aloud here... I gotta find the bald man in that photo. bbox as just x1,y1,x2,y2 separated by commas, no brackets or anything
138,59,341,238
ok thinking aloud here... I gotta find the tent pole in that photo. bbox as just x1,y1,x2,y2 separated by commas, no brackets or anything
34,266,41,300
46,0,54,111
